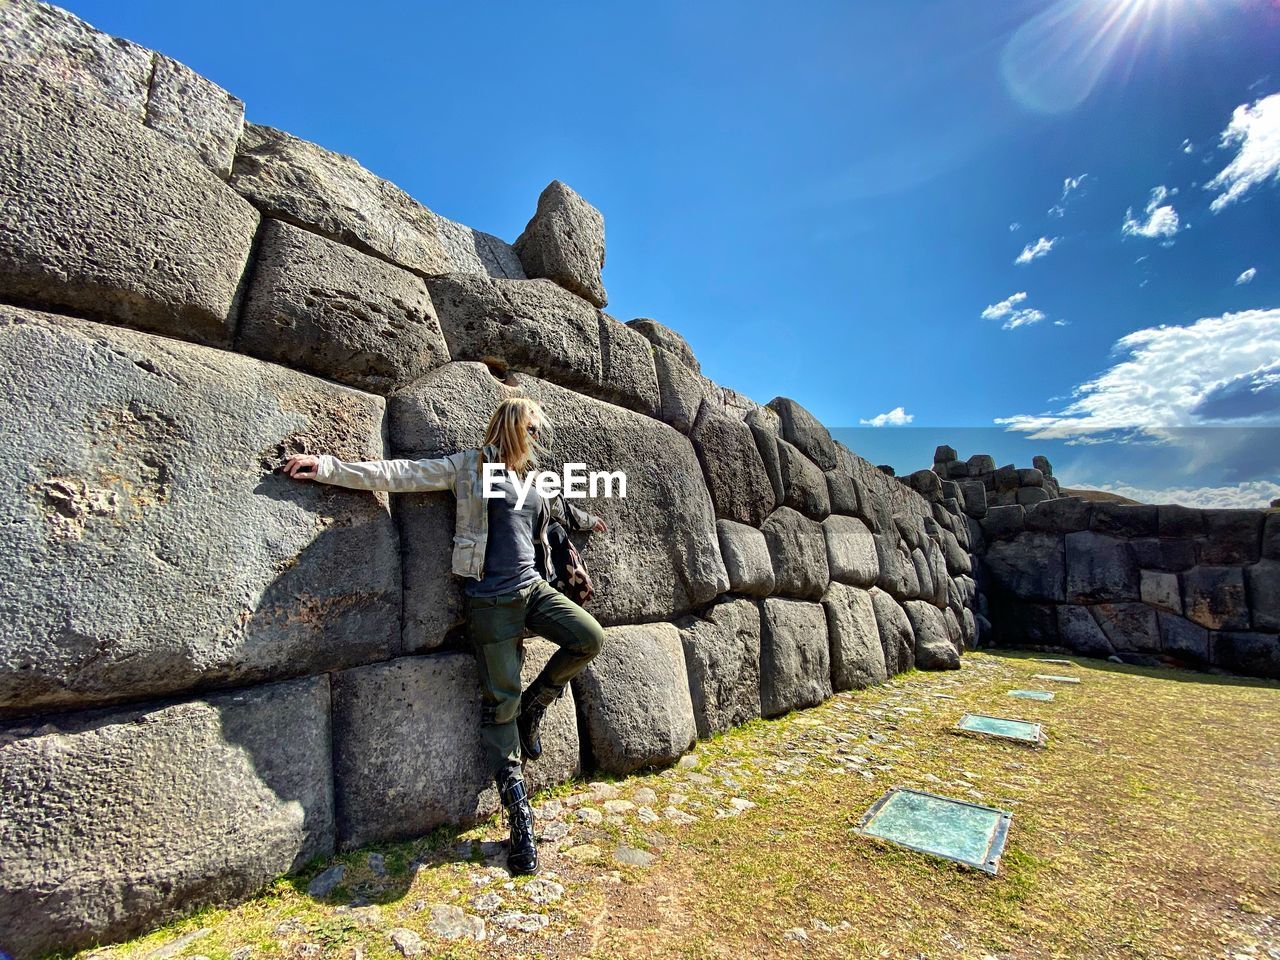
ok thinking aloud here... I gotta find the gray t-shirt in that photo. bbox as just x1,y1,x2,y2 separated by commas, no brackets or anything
465,472,544,597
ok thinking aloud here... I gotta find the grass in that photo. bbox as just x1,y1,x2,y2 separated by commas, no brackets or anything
61,652,1279,960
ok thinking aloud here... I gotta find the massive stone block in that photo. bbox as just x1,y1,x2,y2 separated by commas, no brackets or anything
825,469,861,515
0,307,400,718
761,505,831,600
690,402,777,525
822,582,888,690
144,53,245,179
0,675,334,958
626,317,699,373
759,597,833,716
767,397,837,469
238,219,451,394
599,311,662,417
1199,509,1264,564
1212,631,1280,680
1056,605,1115,658
331,648,579,850
388,362,727,642
1025,497,1092,534
869,587,915,675
434,215,527,280
1158,612,1209,665
717,519,776,597
0,68,258,347
904,600,960,670
1182,566,1250,631
1090,502,1158,538
1131,536,1198,572
676,597,762,739
982,505,1026,541
1247,560,1280,632
822,514,879,588
573,623,696,774
230,122,452,277
512,179,608,307
1139,569,1181,613
1264,513,1280,560
984,531,1066,602
778,439,832,519
1091,603,1161,653
653,345,718,433
1065,531,1140,603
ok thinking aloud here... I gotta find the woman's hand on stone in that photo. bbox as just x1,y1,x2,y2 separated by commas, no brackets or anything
592,517,607,534
282,453,320,480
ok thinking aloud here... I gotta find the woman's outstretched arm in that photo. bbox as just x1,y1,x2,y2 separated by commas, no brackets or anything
549,492,607,534
281,452,461,493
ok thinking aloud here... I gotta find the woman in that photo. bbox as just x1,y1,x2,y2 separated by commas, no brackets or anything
282,398,607,876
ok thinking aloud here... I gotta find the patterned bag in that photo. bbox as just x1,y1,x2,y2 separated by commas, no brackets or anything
546,517,594,605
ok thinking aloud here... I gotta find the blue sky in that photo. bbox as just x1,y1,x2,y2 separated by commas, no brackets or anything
70,0,1280,505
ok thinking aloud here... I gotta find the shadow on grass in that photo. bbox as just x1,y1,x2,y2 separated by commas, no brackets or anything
984,648,1280,691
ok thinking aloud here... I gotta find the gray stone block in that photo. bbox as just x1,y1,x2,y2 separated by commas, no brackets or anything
652,344,718,433
0,307,400,718
982,504,1026,541
959,480,988,518
676,597,762,738
1246,560,1280,632
0,675,334,958
989,598,1059,648
825,469,861,516
332,649,579,850
0,68,258,347
1158,612,1209,666
512,180,607,307
716,519,776,597
1056,605,1115,658
766,397,838,470
238,219,451,394
1016,486,1051,506
690,403,776,525
144,53,244,178
904,600,959,670
1032,455,1053,477
934,444,958,463
1157,504,1205,539
761,506,830,600
911,547,935,605
434,215,527,279
778,439,831,520
940,527,972,575
967,454,996,474
1140,569,1181,613
574,623,696,774
995,464,1020,491
1182,566,1250,630
388,362,727,638
598,312,662,417
1131,537,1198,572
1024,496,1091,534
231,122,451,277
873,533,913,601
626,317,699,373
1211,631,1280,680
1091,603,1161,653
1265,513,1280,560
759,597,833,716
908,468,944,501
869,587,915,675
1090,502,1158,538
1200,509,1264,564
1017,468,1044,487
1065,531,1140,603
984,532,1066,602
822,514,880,588
822,582,888,690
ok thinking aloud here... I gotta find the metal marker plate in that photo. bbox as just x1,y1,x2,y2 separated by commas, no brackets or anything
855,787,1013,874
956,712,1045,745
1031,658,1075,666
1031,674,1080,684
1008,689,1055,701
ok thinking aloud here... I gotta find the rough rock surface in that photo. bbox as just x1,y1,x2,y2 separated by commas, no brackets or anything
231,123,452,277
512,180,608,307
144,54,245,178
778,439,832,519
904,600,960,670
676,598,762,738
573,623,696,774
388,362,727,640
822,582,888,690
767,397,837,470
0,307,400,718
761,506,831,600
822,515,880,588
0,675,334,958
870,588,916,675
690,402,777,526
716,520,777,597
759,598,833,716
238,219,451,394
626,318,699,373
0,68,258,347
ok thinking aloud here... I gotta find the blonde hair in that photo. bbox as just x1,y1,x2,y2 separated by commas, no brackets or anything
483,398,551,474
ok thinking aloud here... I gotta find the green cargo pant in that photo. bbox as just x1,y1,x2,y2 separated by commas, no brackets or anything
464,578,605,781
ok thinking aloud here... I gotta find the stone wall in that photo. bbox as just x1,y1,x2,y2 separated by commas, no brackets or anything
927,448,1280,681
0,3,981,955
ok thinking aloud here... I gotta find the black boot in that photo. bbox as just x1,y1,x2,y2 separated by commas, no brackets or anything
498,773,539,875
517,682,561,762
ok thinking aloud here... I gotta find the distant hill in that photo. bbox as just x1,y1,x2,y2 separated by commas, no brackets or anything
1059,487,1143,505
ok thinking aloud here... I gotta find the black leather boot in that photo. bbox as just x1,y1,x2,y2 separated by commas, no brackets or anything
498,773,539,875
517,682,562,762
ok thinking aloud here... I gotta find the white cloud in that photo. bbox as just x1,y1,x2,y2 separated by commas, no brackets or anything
1048,173,1089,217
981,291,1048,330
1078,480,1280,509
1181,138,1194,154
860,406,914,427
1009,222,1022,232
1206,92,1280,212
1121,185,1181,241
1015,235,1059,265
995,307,1280,441
1236,267,1257,285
